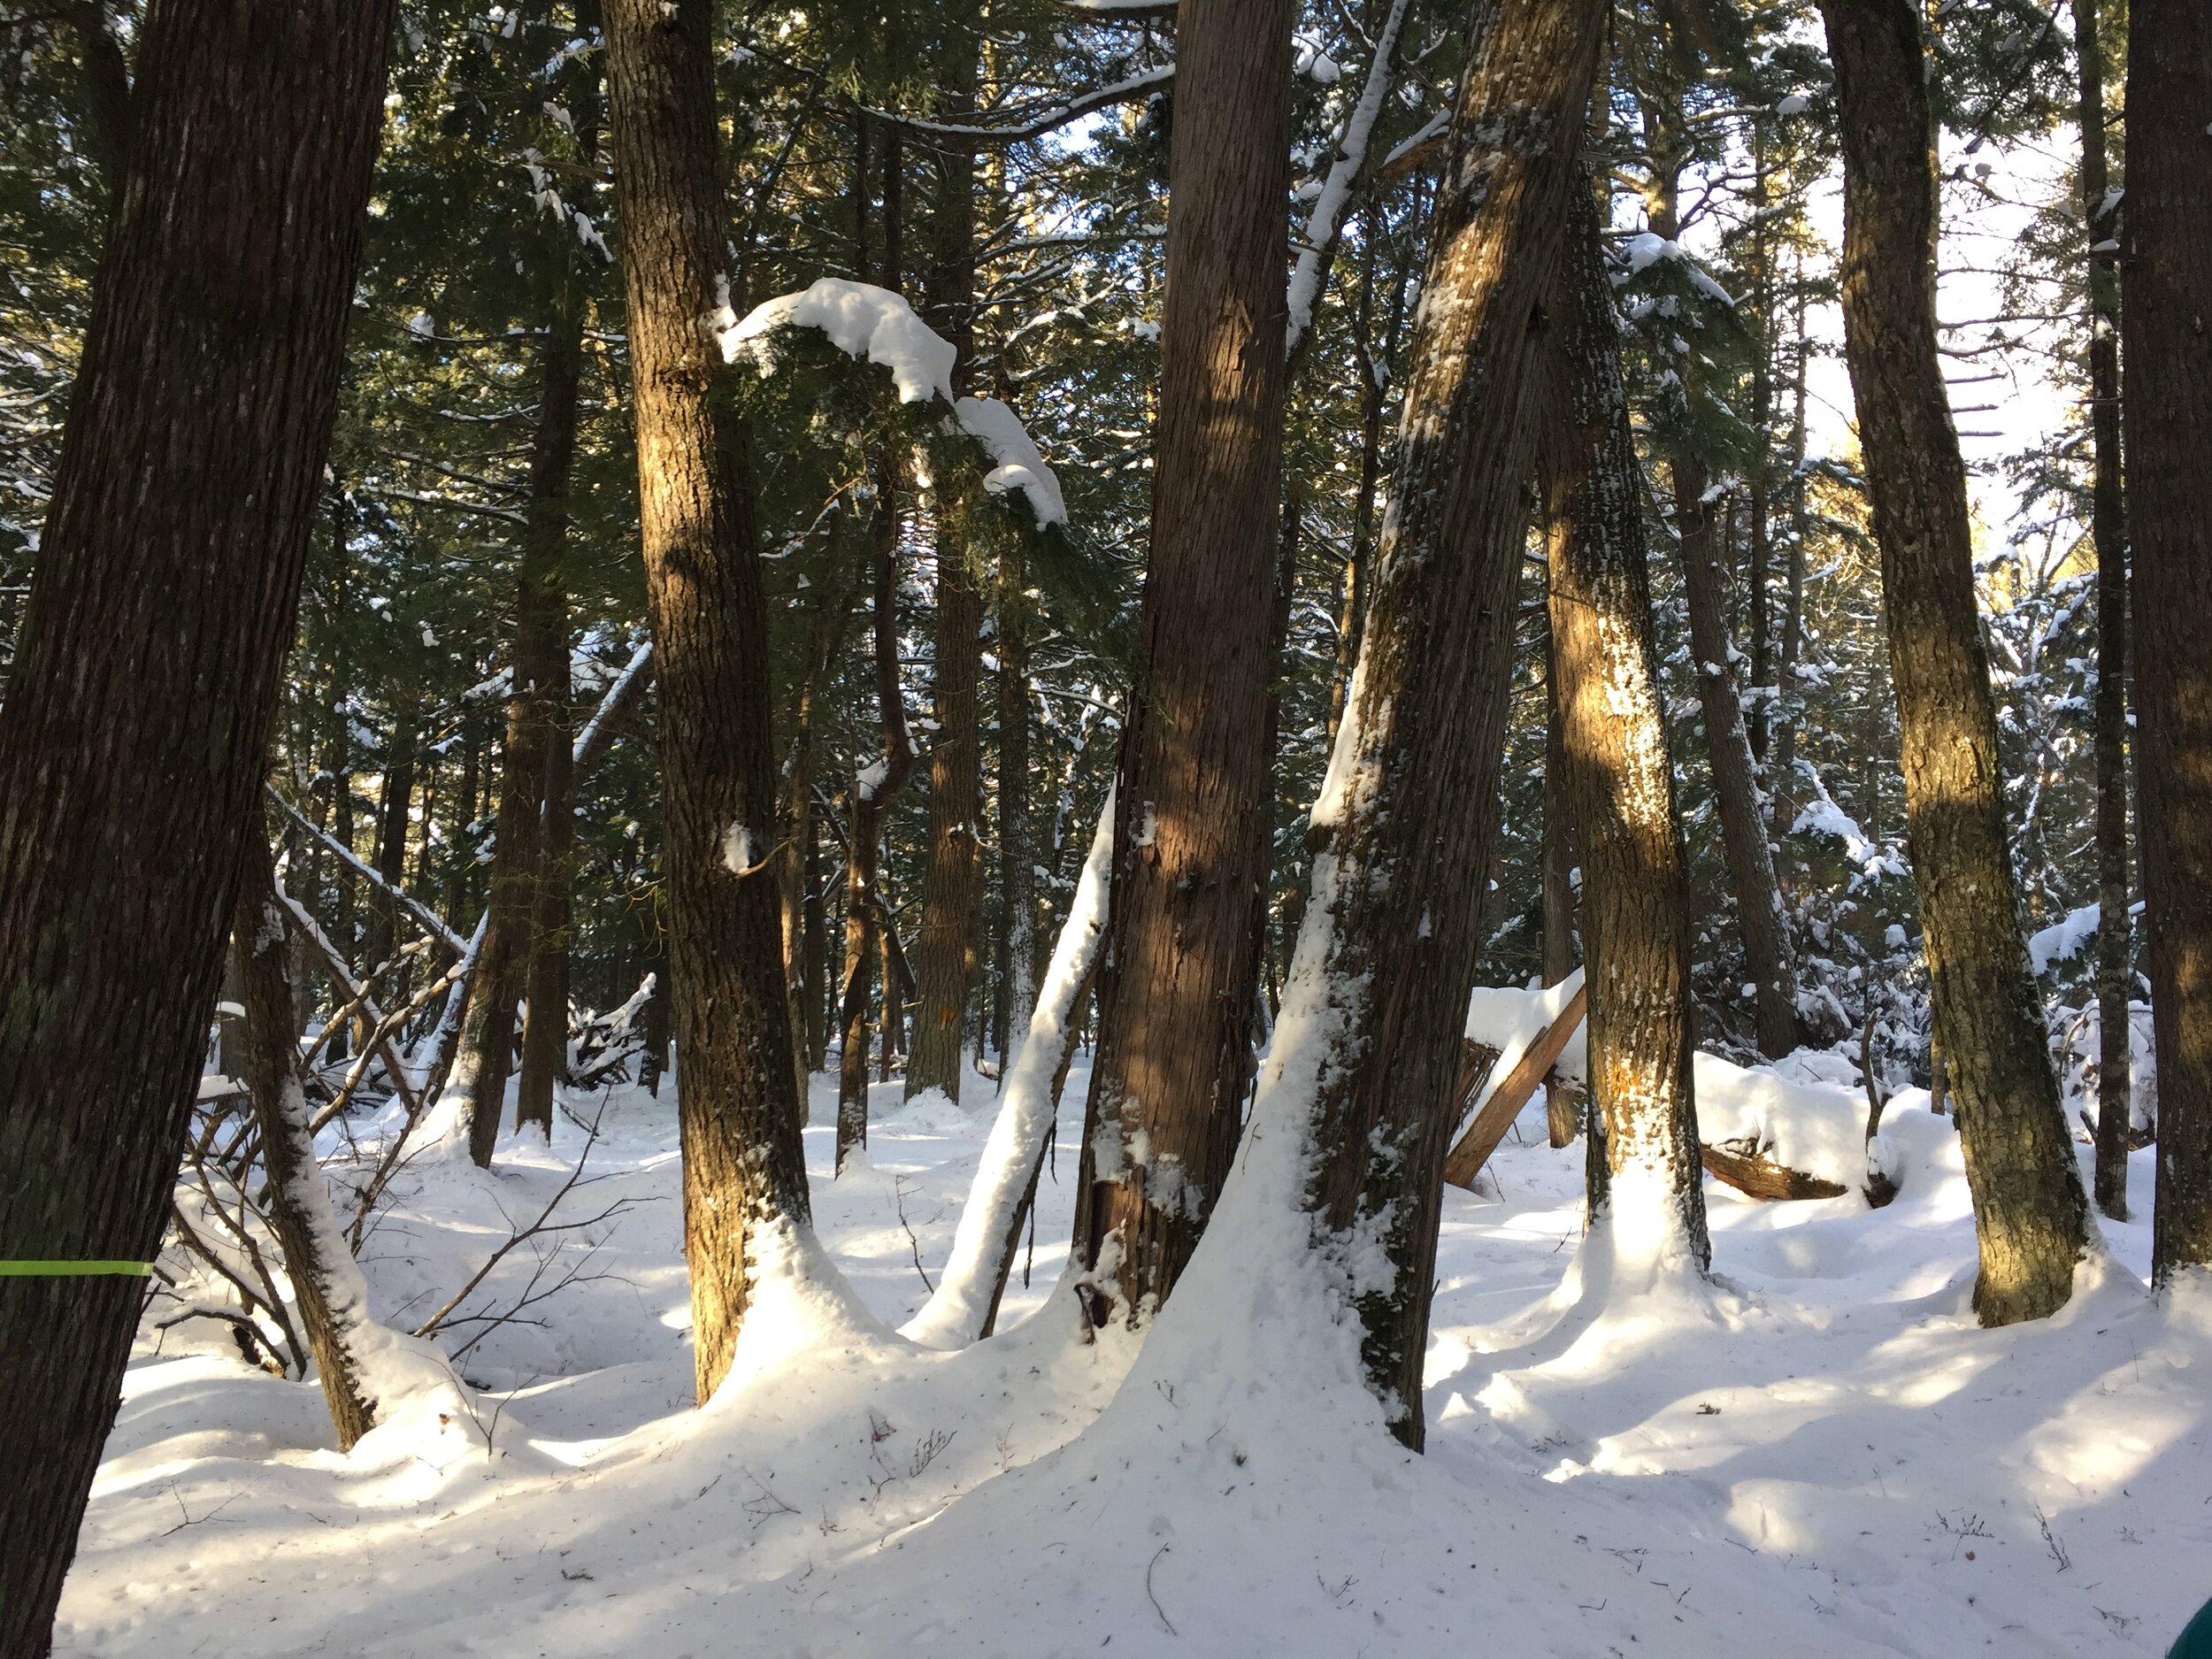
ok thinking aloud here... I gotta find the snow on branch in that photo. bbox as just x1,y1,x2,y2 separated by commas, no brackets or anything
1284,0,1413,357
1619,232,1740,308
725,279,1068,530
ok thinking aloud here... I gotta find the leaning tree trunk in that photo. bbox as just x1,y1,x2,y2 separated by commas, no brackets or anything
1543,176,1710,1279
2076,0,2132,1222
448,312,580,1164
2120,0,2212,1286
1280,0,1605,1448
1074,0,1294,1325
1673,449,1800,1059
231,823,380,1449
603,0,811,1402
908,103,985,1102
1646,164,1800,1060
0,1,394,1648
1818,0,2087,1323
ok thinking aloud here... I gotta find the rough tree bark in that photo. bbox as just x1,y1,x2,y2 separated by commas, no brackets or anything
448,313,580,1164
0,0,395,1647
1818,0,2087,1323
1287,0,1605,1447
230,824,379,1449
908,93,985,1102
1075,0,1294,1325
1542,177,1710,1275
2119,0,2212,1286
2076,0,2131,1222
603,0,811,1401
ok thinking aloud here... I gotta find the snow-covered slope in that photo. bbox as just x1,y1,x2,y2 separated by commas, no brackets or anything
60,1060,2210,1656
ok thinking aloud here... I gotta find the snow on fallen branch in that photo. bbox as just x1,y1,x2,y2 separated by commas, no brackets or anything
903,786,1114,1348
720,278,1067,531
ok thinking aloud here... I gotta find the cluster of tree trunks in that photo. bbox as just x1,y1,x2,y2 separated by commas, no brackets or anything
8,0,2209,1652
1071,0,1293,1325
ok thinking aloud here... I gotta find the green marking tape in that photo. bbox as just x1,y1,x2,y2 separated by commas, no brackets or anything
0,1260,152,1277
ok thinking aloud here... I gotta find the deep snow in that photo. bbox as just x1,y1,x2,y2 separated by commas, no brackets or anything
62,1050,2211,1656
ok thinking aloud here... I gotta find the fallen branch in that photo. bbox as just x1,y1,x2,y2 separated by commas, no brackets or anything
1443,981,1586,1188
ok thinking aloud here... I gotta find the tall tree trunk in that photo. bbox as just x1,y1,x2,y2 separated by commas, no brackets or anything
803,805,827,1069
1747,133,1776,767
1644,152,1799,1060
0,0,393,1647
2120,0,2212,1286
908,102,984,1102
603,0,811,1402
1673,448,1800,1058
1818,0,2087,1323
1277,0,1604,1447
517,665,573,1135
836,465,915,1169
1074,0,1294,1325
447,313,580,1165
1540,620,1580,1147
231,824,379,1449
364,699,418,987
1772,296,1810,851
995,549,1037,1062
1544,175,1709,1277
2075,0,2132,1223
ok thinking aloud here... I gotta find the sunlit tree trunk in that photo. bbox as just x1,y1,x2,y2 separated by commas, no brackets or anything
231,824,379,1449
603,0,811,1401
1287,0,1605,1447
1818,0,2087,1323
1543,177,1709,1278
1540,622,1580,1147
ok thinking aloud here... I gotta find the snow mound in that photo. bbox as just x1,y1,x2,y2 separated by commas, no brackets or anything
1694,1048,1870,1192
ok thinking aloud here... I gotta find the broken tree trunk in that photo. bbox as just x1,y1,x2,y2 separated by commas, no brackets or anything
1444,980,1588,1190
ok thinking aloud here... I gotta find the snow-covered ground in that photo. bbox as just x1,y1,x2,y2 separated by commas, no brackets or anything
63,1056,2210,1656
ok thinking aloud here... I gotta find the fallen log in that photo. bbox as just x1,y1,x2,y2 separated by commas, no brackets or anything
1698,1139,1847,1202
